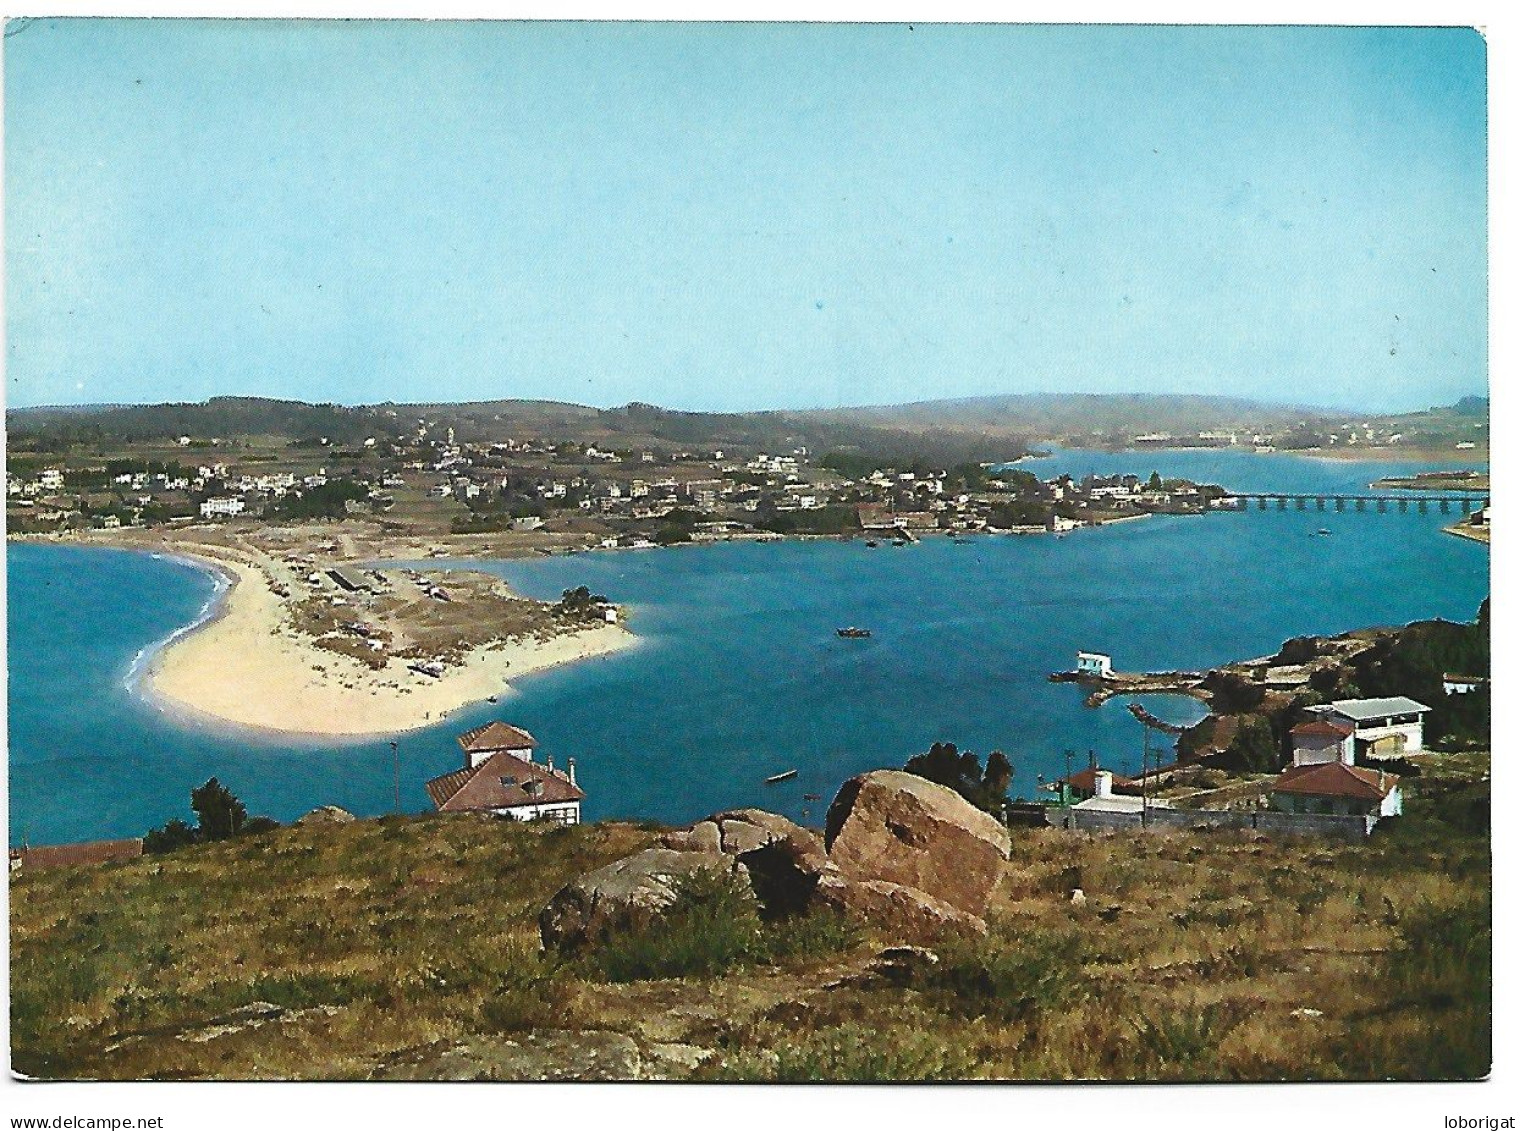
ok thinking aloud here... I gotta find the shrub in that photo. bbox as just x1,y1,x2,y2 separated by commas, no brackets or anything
763,908,864,965
761,1024,978,1082
1130,1004,1237,1072
925,930,1080,1023
587,868,763,983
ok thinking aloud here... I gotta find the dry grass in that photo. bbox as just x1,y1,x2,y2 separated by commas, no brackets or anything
10,754,1489,1082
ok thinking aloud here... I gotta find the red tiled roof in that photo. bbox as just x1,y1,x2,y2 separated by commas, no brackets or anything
13,838,143,870
1291,719,1356,740
456,721,538,754
426,751,584,813
1273,762,1397,802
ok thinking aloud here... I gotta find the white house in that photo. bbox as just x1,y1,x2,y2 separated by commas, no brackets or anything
1309,696,1431,759
1271,762,1403,819
425,721,583,824
199,496,245,519
1443,674,1488,696
1288,718,1356,767
1076,651,1113,678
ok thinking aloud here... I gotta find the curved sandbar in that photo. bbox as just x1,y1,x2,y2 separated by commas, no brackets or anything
143,551,634,737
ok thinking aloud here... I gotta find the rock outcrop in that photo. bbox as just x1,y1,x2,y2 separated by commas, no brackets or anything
824,770,1011,917
815,875,987,940
296,805,355,825
538,847,745,953
661,808,821,858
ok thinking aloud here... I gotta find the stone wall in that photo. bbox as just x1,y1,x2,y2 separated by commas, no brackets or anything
1047,806,1376,842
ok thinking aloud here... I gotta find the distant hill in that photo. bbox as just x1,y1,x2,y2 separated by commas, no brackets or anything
809,393,1323,439
8,390,1481,461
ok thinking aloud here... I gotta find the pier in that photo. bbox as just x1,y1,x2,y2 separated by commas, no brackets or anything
1049,668,1212,707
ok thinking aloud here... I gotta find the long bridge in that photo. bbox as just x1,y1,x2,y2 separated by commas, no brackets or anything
1219,492,1489,514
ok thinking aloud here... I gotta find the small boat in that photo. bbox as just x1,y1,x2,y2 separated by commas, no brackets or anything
765,769,799,784
865,540,879,548
836,627,872,638
1317,528,1331,536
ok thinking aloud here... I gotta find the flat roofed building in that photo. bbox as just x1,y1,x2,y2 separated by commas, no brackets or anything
1076,651,1113,678
1309,696,1431,759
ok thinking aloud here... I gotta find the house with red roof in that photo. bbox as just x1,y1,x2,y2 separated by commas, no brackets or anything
1289,718,1356,767
425,722,584,824
1270,762,1403,820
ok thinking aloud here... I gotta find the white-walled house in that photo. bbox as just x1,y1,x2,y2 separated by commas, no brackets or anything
1271,762,1403,819
1076,651,1113,678
1443,674,1488,696
425,721,583,824
199,496,245,519
1289,719,1356,767
1309,697,1431,759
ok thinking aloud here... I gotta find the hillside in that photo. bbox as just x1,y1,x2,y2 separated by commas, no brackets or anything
810,392,1320,439
10,753,1488,1082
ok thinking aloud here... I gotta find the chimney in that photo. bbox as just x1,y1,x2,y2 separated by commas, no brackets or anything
546,751,555,774
1096,770,1113,798
567,758,577,786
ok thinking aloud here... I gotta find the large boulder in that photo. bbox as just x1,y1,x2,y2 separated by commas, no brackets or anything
538,848,745,953
661,809,821,857
815,875,987,941
824,770,1011,917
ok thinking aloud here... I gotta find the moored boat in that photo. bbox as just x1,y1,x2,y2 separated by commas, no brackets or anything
765,769,799,784
836,627,872,638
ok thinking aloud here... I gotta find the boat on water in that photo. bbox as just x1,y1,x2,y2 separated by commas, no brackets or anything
836,627,872,638
865,540,879,548
765,769,799,784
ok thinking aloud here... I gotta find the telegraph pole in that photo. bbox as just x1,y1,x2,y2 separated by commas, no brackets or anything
391,740,400,814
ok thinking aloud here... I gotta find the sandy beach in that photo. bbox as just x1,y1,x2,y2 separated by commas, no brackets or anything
141,549,635,737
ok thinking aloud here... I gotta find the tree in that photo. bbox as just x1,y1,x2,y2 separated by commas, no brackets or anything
1147,470,1163,491
190,777,247,841
903,742,1012,817
143,818,198,855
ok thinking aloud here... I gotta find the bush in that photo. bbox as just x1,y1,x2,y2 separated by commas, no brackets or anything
760,1024,978,1082
587,869,763,983
763,908,864,965
925,930,1080,1023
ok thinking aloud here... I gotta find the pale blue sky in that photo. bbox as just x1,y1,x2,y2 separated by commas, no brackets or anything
5,21,1486,412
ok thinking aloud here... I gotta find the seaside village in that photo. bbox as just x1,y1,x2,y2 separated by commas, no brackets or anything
6,417,1237,545
1037,649,1482,841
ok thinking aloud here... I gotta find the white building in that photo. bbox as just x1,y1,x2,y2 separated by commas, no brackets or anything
199,496,245,519
425,721,583,824
1288,719,1356,767
1076,651,1113,678
1443,674,1488,696
1309,696,1431,759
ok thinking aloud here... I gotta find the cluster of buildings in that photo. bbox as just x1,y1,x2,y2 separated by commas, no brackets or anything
1056,693,1445,831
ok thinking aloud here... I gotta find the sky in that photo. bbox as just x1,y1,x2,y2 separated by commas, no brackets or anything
4,20,1488,413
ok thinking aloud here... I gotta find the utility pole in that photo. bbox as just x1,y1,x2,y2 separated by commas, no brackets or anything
1139,722,1150,828
391,741,400,814
1063,748,1075,808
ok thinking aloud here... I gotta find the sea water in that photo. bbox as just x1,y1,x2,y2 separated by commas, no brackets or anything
6,450,1489,844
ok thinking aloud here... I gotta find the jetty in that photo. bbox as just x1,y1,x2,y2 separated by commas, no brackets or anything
1049,666,1212,708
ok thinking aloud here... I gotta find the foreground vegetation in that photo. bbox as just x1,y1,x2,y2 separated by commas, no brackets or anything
10,753,1488,1081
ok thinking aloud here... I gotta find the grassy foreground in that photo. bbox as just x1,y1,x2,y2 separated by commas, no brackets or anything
10,753,1489,1082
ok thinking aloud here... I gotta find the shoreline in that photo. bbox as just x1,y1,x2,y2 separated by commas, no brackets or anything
26,536,638,739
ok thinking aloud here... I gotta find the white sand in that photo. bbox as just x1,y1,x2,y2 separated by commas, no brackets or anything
143,555,634,737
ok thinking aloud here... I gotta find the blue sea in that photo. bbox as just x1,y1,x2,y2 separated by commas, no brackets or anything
7,450,1489,845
